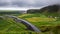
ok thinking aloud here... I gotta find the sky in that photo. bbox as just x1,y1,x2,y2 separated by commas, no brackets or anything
0,0,60,10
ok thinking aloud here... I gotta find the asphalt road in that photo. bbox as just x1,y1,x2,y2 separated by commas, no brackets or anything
5,15,41,32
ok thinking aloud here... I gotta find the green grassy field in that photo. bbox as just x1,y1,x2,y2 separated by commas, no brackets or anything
18,13,60,34
0,13,60,34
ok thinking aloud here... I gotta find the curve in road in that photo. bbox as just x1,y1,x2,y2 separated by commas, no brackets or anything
5,15,41,32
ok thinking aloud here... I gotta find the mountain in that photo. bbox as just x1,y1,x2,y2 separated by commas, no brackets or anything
27,4,60,17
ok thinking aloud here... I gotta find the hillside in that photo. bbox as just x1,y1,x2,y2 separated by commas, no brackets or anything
0,13,60,34
27,4,60,17
0,4,60,34
0,10,26,15
0,17,27,32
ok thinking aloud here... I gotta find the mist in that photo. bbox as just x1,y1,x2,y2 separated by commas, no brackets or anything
0,0,60,10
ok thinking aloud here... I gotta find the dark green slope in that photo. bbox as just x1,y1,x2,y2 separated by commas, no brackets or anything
0,18,28,33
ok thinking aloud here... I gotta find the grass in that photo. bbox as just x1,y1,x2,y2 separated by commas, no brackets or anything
18,14,58,26
0,13,60,34
18,13,60,34
0,17,29,33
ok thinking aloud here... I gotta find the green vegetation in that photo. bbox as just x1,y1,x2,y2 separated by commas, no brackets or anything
0,17,26,32
0,13,60,34
0,15,50,34
18,13,60,34
0,5,60,34
0,10,23,15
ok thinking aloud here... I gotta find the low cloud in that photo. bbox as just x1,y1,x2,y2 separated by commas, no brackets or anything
0,0,60,8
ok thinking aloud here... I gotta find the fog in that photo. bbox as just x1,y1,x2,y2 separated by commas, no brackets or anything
0,0,60,10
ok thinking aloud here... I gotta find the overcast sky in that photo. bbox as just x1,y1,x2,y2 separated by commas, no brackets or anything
0,0,60,10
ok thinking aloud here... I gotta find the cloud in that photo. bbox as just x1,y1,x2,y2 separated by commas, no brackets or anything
0,0,60,8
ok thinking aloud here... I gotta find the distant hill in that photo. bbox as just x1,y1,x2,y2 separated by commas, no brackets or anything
27,9,40,13
0,10,26,14
27,4,60,17
40,5,59,13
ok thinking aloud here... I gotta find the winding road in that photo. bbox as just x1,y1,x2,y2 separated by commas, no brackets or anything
5,15,41,32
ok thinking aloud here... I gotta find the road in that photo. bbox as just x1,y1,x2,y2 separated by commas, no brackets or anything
5,15,41,32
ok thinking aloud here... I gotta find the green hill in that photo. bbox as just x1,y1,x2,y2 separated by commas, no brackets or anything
27,4,60,17
0,14,60,34
0,5,60,34
0,17,31,34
